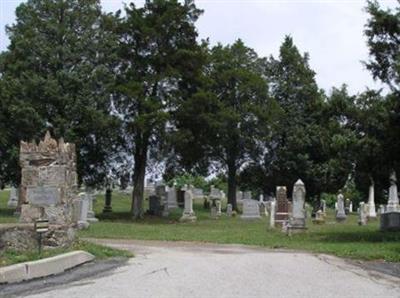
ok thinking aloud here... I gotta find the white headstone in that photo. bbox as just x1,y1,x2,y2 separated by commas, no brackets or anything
358,202,368,226
336,191,347,222
180,186,196,222
7,187,18,208
86,191,98,222
367,184,377,218
349,201,353,213
269,200,276,228
290,179,306,229
387,171,399,212
241,199,261,220
226,204,233,216
166,187,178,209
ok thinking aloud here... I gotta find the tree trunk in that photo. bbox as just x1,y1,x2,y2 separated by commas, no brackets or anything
131,135,148,220
227,162,237,211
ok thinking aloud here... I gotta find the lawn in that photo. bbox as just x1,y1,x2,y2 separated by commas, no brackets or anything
81,191,400,262
1,190,399,262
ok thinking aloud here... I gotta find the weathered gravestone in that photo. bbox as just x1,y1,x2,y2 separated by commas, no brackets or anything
241,199,261,220
269,200,276,228
166,186,178,209
336,191,347,222
345,199,351,215
289,179,307,231
180,186,196,222
148,195,162,216
380,172,400,231
7,187,18,208
72,193,89,229
275,186,289,226
358,202,368,226
86,191,98,222
226,204,233,217
367,183,377,219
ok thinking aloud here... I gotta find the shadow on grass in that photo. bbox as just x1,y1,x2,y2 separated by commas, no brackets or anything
96,210,183,224
0,208,16,218
315,230,400,243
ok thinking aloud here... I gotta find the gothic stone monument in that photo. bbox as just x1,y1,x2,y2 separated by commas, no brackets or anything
19,131,78,225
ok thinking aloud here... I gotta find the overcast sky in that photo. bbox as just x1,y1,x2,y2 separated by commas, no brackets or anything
0,0,397,94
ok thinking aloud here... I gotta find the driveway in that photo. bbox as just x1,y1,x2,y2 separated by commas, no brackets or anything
23,239,400,298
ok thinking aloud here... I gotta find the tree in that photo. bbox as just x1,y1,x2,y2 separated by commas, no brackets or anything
113,0,204,219
0,0,120,187
365,0,400,176
181,40,275,210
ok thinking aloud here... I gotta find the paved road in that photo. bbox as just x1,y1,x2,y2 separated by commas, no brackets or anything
25,239,400,298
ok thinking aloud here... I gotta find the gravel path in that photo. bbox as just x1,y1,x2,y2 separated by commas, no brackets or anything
22,239,400,298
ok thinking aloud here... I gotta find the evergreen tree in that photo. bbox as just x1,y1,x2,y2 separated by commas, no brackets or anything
0,0,119,187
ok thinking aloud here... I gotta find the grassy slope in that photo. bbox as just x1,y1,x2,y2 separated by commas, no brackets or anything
1,190,399,262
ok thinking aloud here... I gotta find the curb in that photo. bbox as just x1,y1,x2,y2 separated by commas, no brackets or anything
0,250,95,284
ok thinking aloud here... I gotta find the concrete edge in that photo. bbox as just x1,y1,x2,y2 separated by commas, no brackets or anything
0,250,94,284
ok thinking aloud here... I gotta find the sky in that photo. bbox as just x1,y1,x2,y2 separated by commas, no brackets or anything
0,0,398,94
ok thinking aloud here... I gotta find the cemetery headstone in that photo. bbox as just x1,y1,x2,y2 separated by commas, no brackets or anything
289,179,307,231
148,195,162,216
345,198,350,215
358,202,368,226
7,187,18,208
166,187,178,209
269,200,276,228
349,201,353,213
367,183,377,218
380,172,400,231
275,186,289,226
312,210,325,224
241,199,261,220
336,191,347,222
226,204,233,217
180,186,196,222
86,191,98,222
243,191,252,201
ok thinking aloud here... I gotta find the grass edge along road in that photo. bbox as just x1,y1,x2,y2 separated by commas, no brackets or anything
1,190,399,263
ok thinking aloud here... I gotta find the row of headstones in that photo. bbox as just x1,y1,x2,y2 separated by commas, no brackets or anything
7,187,98,229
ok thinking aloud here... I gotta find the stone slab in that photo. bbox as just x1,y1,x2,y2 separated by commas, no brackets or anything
0,263,27,284
0,251,94,284
27,186,60,206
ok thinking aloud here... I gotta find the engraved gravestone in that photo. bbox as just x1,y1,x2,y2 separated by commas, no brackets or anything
275,186,289,226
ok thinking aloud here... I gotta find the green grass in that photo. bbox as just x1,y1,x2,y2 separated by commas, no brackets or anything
1,190,399,262
0,190,132,267
0,240,132,267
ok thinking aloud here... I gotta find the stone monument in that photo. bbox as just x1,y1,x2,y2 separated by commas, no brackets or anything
289,179,307,231
380,172,400,231
275,186,289,226
367,183,377,219
19,131,78,225
7,187,18,208
226,204,233,217
336,190,347,222
86,191,98,222
241,199,261,220
166,186,178,209
180,185,196,222
269,200,276,228
358,202,368,226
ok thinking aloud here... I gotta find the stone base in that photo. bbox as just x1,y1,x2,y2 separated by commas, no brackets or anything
241,214,261,220
0,224,75,252
287,226,307,234
312,218,325,224
336,214,347,222
77,221,90,230
180,213,197,222
380,212,400,231
102,206,112,213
